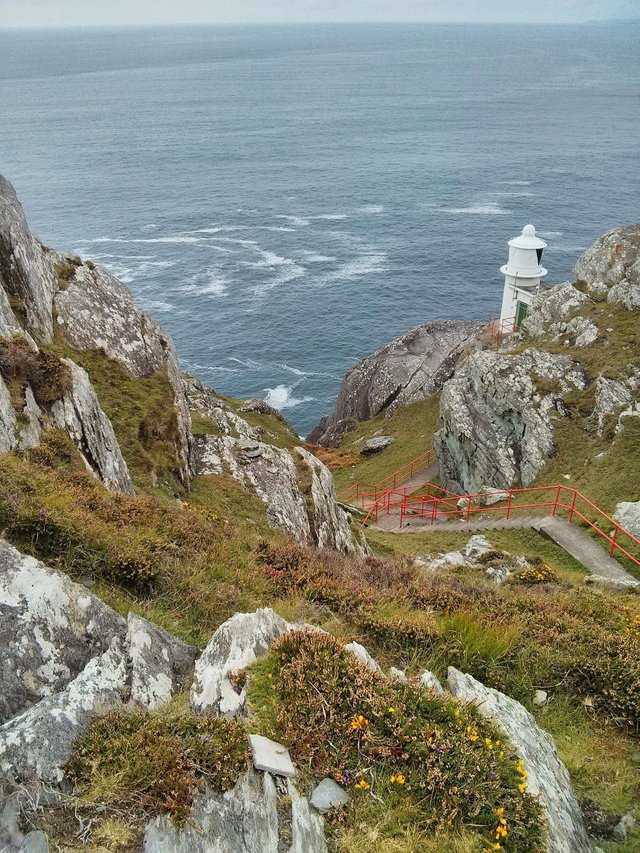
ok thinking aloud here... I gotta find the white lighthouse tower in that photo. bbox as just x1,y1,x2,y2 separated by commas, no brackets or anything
499,224,547,327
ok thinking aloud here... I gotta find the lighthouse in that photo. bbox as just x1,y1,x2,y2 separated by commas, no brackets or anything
499,224,547,327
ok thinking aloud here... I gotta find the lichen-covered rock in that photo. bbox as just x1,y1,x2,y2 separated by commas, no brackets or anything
54,261,192,483
50,359,134,493
0,176,57,344
0,638,129,784
0,539,126,724
447,667,590,853
361,435,395,454
613,501,640,538
345,641,381,672
191,609,292,717
0,790,50,853
520,282,592,339
419,670,444,695
308,319,482,447
0,374,17,453
574,224,640,309
296,447,357,553
143,770,326,853
127,613,198,710
592,376,633,436
309,778,350,813
434,348,587,493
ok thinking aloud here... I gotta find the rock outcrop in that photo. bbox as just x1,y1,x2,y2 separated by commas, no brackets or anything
447,667,590,853
188,379,360,553
574,224,640,310
434,348,587,493
144,769,326,853
308,319,482,447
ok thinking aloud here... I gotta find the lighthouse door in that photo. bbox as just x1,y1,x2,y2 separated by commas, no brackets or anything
515,301,528,328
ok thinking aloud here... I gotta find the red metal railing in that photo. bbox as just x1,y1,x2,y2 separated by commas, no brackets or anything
338,448,436,504
488,314,517,344
393,483,640,569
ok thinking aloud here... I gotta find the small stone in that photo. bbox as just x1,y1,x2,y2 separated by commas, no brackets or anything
533,690,548,707
309,778,350,813
81,578,96,588
345,641,381,672
249,734,296,778
389,667,408,682
361,436,395,455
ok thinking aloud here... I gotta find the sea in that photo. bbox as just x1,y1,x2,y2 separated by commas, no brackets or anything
1,23,639,436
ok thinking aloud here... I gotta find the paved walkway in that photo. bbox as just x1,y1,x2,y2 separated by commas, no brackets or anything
370,511,639,589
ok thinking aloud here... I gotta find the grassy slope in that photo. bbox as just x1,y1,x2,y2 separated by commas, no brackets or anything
332,395,441,493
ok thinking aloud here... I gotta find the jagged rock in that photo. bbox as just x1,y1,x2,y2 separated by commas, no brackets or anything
17,386,42,451
0,375,16,453
560,315,599,348
447,667,590,853
434,348,587,493
51,359,134,494
0,176,57,344
308,319,482,447
418,535,492,572
520,282,592,339
239,397,293,428
616,402,640,434
345,641,381,672
127,613,198,710
613,501,640,538
296,447,358,553
0,638,128,784
574,224,640,310
613,812,637,842
190,609,292,717
592,376,633,436
361,435,395,454
389,667,408,682
192,435,358,554
419,671,444,695
0,539,126,724
249,735,296,778
143,770,326,853
309,778,350,813
54,262,192,483
0,790,50,852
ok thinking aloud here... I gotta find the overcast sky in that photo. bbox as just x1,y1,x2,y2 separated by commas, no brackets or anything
1,0,638,28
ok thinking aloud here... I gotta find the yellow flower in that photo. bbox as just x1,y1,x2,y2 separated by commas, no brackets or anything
388,707,395,714
493,845,502,851
496,808,505,818
268,673,273,679
485,738,493,749
350,714,369,731
396,773,405,785
519,782,527,793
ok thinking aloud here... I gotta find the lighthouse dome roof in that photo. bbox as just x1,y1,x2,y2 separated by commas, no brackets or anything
508,222,547,250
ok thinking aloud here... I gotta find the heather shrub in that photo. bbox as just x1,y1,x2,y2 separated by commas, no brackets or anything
0,336,72,407
67,701,249,824
248,630,545,852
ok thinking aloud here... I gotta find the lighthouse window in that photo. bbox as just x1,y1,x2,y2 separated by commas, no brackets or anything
536,248,544,264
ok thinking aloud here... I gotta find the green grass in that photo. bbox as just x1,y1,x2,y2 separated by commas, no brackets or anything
332,395,441,494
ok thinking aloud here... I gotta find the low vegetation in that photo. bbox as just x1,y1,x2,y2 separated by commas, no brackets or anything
247,630,545,852
0,335,72,409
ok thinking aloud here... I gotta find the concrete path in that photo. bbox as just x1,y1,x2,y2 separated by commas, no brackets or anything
370,511,640,589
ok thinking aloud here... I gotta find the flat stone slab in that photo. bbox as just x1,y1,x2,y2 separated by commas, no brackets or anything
249,734,296,778
361,436,395,454
309,778,350,813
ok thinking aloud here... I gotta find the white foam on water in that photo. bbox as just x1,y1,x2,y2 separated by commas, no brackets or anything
139,299,181,313
177,269,229,297
300,251,336,263
358,205,385,214
316,252,389,286
241,248,307,294
186,226,246,235
260,226,297,232
313,214,349,220
499,180,531,186
439,202,510,215
276,362,339,379
264,384,314,410
493,191,534,198
538,231,564,238
143,223,158,230
277,215,310,227
88,236,202,244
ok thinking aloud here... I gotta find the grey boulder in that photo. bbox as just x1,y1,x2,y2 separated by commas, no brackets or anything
309,778,350,813
574,224,640,310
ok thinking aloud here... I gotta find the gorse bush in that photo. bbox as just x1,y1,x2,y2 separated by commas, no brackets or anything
248,630,545,852
67,702,249,824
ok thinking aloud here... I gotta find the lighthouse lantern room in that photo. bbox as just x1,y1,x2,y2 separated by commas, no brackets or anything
499,224,547,327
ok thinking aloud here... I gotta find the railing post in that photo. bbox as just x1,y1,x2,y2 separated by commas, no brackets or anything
506,490,513,520
466,497,471,522
430,499,437,526
552,485,562,517
609,526,619,557
569,490,577,523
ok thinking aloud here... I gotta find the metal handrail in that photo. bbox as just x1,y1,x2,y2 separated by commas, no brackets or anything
338,448,436,503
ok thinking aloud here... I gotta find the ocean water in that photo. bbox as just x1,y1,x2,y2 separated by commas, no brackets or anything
1,23,639,435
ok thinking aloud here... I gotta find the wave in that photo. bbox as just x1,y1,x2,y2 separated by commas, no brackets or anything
241,249,306,294
439,202,510,215
87,236,202,244
499,180,531,186
260,226,297,233
185,226,246,235
138,299,180,313
494,191,534,198
313,214,349,221
264,384,314,410
538,231,564,239
358,205,385,214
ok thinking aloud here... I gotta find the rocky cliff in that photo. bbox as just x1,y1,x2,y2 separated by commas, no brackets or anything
0,175,359,552
434,229,640,495
308,319,482,447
